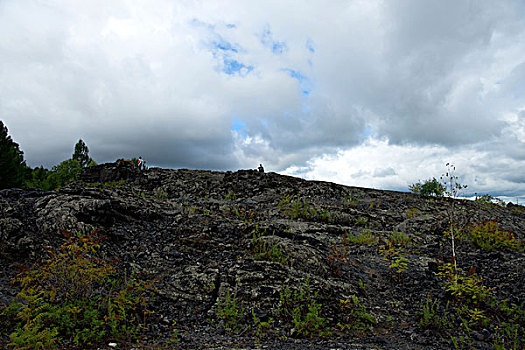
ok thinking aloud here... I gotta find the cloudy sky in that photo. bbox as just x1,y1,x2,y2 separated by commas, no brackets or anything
1,0,525,202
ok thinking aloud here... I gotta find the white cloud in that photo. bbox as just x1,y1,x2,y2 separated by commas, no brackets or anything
283,137,525,201
0,0,524,200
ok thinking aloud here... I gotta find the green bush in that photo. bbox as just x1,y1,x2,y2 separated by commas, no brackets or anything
1,229,156,349
463,221,522,252
423,262,525,349
409,177,445,197
23,140,96,190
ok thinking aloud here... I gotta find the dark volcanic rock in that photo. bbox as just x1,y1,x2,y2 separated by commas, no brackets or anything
80,158,140,183
1,162,524,349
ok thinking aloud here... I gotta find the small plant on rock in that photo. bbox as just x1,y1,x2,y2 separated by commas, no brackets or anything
430,261,524,349
355,217,367,226
250,226,288,265
153,187,168,201
215,290,245,335
251,309,275,338
342,194,359,208
230,206,256,223
224,190,237,201
378,234,409,282
277,277,330,338
279,195,317,220
327,234,350,277
406,207,420,218
345,230,376,245
388,230,411,247
336,295,375,334
418,296,454,331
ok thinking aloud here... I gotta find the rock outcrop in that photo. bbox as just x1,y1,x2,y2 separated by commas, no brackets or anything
1,162,524,349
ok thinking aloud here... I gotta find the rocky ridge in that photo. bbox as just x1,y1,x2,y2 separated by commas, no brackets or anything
1,160,524,349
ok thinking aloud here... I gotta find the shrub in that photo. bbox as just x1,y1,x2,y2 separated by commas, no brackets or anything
436,263,494,307
409,177,445,197
1,229,156,349
463,221,522,252
327,231,376,277
327,235,350,277
429,262,524,349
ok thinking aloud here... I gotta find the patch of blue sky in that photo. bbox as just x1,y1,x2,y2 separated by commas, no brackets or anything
214,38,238,53
363,126,373,137
223,59,253,76
208,37,253,76
272,41,287,54
232,117,247,131
260,25,288,54
232,117,248,139
306,39,315,53
260,26,272,44
283,68,313,95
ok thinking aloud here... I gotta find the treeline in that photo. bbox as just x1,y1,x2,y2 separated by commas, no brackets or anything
0,120,96,190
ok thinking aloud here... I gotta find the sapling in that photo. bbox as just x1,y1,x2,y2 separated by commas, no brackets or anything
440,163,467,275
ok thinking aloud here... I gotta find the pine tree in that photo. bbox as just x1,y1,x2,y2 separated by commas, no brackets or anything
72,139,93,168
0,121,27,189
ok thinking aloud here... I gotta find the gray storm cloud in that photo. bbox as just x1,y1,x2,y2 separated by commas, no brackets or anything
1,0,524,200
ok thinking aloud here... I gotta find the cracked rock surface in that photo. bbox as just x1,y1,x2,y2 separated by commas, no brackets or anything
1,161,524,349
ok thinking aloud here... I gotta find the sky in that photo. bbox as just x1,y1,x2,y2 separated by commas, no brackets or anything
1,0,525,203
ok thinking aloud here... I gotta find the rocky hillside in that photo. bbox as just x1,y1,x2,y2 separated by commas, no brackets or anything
1,161,524,349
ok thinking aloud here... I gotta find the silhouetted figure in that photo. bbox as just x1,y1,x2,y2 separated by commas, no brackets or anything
258,164,264,173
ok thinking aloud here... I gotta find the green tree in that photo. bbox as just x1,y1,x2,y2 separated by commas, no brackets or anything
0,121,28,189
25,140,96,190
46,159,82,189
24,166,52,190
409,177,445,197
72,139,93,168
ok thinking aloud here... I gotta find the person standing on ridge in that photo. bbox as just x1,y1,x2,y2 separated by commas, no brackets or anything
258,164,264,173
138,156,145,170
